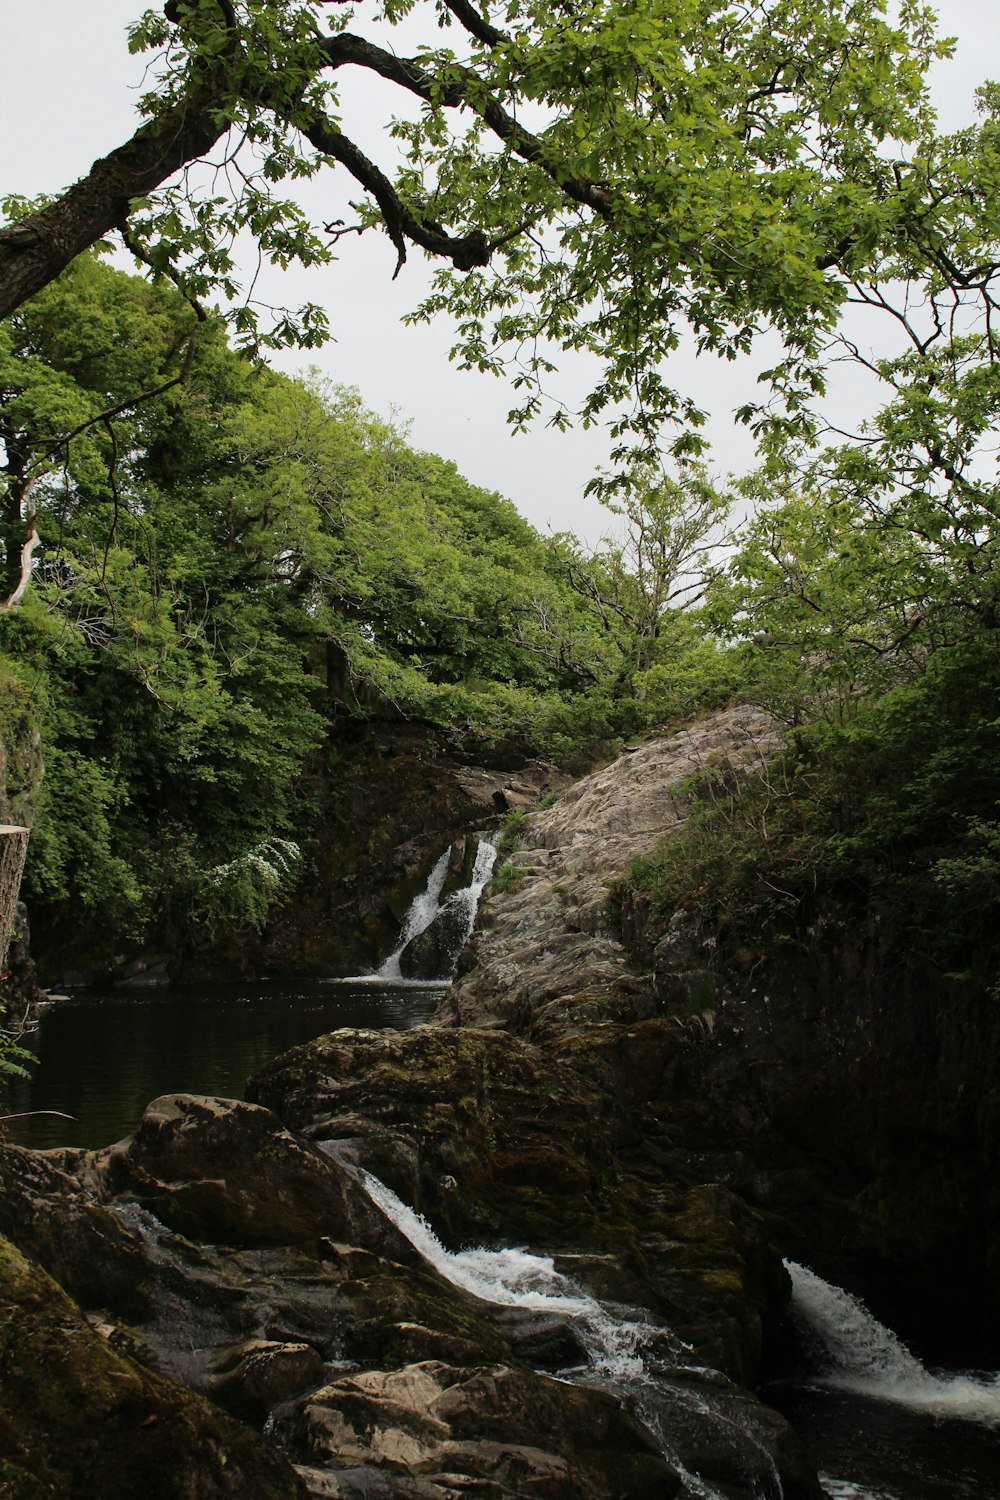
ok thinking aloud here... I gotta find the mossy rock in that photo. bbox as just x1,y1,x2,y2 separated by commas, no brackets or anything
0,1235,306,1500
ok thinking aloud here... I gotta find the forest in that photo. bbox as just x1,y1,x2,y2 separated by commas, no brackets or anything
2,2,1000,1494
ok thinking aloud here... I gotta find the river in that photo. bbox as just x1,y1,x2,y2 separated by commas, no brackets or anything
4,976,443,1151
7,977,1000,1498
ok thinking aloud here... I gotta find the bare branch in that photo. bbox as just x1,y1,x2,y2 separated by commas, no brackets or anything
319,34,615,221
0,477,41,613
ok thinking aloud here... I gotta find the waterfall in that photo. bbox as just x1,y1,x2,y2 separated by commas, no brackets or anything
377,836,497,983
786,1261,1000,1425
361,1168,658,1380
378,847,454,981
357,1168,790,1500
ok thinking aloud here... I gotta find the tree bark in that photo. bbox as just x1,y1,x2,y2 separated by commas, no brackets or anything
0,92,225,322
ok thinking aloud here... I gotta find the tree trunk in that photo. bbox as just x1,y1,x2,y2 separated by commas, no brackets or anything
0,826,29,974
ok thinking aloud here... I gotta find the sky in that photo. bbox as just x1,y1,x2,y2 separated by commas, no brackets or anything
2,1,999,546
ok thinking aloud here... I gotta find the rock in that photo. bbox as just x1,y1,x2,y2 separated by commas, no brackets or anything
294,1360,682,1500
0,1234,307,1500
100,1094,420,1257
209,1339,327,1424
246,1026,625,1251
442,706,775,1038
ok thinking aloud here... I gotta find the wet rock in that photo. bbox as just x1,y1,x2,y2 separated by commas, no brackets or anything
247,1026,624,1250
490,1307,588,1370
0,1234,307,1500
294,1360,682,1500
648,1366,824,1500
209,1339,327,1424
246,1022,789,1386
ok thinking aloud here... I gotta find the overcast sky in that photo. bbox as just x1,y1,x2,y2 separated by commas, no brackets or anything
2,1,999,545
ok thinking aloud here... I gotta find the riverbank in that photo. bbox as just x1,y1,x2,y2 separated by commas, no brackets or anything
2,704,997,1496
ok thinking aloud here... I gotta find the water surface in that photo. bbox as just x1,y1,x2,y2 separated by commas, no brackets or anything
5,977,444,1150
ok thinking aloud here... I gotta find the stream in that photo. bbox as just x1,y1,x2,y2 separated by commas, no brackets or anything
6,838,1000,1497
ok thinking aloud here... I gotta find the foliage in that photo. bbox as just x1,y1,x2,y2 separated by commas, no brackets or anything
0,256,734,967
190,838,302,938
496,808,527,856
489,862,524,895
619,638,1000,986
0,0,966,496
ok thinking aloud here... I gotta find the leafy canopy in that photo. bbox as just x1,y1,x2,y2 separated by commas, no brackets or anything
0,0,957,487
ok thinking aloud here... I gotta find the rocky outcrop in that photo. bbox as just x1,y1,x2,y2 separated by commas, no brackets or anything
441,706,773,1038
0,1233,306,1500
0,1046,822,1500
1,706,856,1499
246,1023,788,1383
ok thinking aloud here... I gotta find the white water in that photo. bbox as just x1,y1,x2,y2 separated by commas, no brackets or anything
361,1168,653,1380
787,1260,1000,1425
359,1171,786,1500
376,836,498,982
378,847,455,981
442,835,499,959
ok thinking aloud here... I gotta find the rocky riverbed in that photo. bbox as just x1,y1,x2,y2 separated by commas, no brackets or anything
6,701,979,1498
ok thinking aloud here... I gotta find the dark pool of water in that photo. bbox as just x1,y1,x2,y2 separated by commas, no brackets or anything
4,977,445,1151
767,1383,1000,1499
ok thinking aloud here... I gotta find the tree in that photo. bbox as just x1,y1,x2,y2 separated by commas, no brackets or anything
0,0,954,487
0,256,650,961
560,465,727,672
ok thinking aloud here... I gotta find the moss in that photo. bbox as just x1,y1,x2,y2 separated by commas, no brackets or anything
0,1235,305,1499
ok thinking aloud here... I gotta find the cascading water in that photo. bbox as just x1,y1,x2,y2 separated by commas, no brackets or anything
377,835,497,982
378,847,455,981
773,1262,1000,1500
356,1168,789,1500
786,1261,1000,1425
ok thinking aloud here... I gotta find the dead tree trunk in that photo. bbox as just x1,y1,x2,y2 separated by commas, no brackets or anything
0,826,29,974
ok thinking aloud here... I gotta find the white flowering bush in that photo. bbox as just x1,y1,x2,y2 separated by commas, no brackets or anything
192,838,301,937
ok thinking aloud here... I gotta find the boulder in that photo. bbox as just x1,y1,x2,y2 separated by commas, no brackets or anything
0,1234,306,1500
100,1094,419,1257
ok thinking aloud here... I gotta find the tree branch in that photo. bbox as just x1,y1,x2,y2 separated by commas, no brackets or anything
319,34,614,221
0,477,41,613
440,0,507,48
298,116,491,274
0,90,227,322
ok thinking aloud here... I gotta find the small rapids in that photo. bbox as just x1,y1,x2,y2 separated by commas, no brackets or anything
361,1169,654,1382
786,1261,1000,1426
359,1170,790,1500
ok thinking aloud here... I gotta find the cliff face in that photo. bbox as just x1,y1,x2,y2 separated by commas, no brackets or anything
445,706,1000,1362
239,730,570,981
441,706,775,1037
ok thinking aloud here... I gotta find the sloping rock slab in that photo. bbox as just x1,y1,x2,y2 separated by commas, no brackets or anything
443,707,774,1038
0,1234,306,1500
